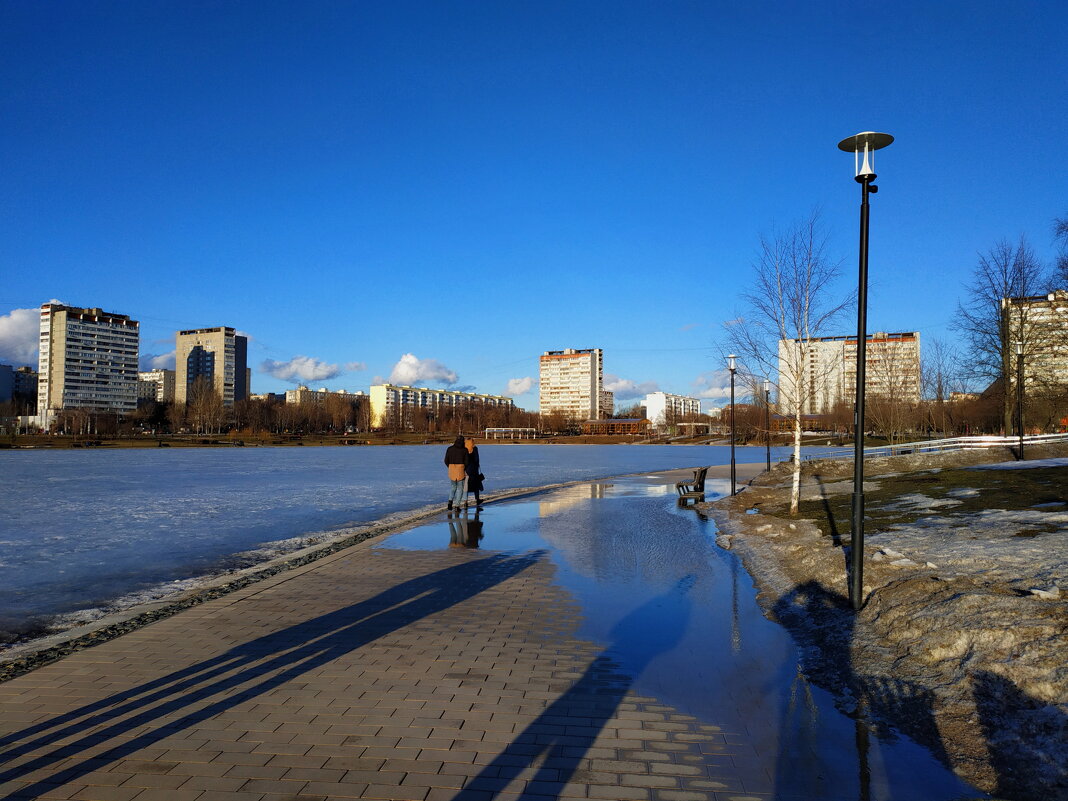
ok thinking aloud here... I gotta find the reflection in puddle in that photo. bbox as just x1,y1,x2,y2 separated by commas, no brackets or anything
447,512,484,549
537,482,612,516
379,477,985,800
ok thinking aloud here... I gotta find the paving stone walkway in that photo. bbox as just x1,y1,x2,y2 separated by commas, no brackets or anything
1,496,772,801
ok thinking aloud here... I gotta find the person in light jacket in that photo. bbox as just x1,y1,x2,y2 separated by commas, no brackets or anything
444,435,468,512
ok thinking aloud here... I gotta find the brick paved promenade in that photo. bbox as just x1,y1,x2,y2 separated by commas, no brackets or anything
1,471,772,801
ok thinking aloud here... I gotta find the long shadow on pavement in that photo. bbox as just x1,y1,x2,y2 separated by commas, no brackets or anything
0,552,543,800
451,575,694,801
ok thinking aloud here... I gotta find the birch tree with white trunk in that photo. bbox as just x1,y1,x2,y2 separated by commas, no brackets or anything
725,214,850,514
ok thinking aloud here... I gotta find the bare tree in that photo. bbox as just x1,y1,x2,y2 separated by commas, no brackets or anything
187,376,224,434
920,339,956,436
865,345,920,444
725,213,849,513
1054,215,1068,287
166,401,186,434
954,237,1048,432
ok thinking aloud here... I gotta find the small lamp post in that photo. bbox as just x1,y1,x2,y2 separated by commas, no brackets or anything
728,354,737,496
764,379,772,472
838,130,893,611
1016,341,1025,461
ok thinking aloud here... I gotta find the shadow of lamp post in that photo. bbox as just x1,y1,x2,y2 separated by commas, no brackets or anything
838,130,893,611
728,353,737,496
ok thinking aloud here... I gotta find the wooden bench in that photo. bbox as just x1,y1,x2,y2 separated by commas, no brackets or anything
675,466,709,505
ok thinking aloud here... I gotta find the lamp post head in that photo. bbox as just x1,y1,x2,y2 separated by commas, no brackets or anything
763,379,771,393
727,354,736,372
1016,341,1024,356
838,131,894,179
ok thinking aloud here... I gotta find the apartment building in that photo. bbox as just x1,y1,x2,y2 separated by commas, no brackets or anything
370,384,515,428
137,369,176,403
285,385,365,405
36,303,140,423
14,366,37,408
1002,290,1068,390
778,332,921,414
175,327,249,406
539,348,610,420
0,366,13,404
643,391,701,427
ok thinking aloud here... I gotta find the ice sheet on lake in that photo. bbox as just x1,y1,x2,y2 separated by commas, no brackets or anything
0,444,788,629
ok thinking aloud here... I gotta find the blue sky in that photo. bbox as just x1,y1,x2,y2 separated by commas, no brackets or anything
1,1,1066,409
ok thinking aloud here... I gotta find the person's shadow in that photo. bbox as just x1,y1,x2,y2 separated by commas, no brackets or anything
450,575,695,800
0,552,542,800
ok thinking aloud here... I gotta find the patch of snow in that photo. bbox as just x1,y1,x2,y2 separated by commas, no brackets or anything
890,558,920,568
967,456,1068,471
1028,586,1061,600
870,507,1068,590
945,488,980,499
877,493,962,512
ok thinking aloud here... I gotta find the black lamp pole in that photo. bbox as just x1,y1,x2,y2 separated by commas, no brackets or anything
764,379,772,472
1016,341,1025,461
839,131,893,612
728,354,737,496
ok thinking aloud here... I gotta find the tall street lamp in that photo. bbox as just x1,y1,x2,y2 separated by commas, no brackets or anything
1016,341,1025,461
728,354,737,496
764,379,772,472
838,130,893,611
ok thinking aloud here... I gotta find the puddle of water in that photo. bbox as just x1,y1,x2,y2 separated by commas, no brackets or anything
379,476,986,800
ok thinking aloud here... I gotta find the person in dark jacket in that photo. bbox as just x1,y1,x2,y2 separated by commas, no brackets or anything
444,435,468,511
464,437,484,510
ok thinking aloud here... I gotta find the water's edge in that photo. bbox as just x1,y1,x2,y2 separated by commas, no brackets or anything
0,466,745,681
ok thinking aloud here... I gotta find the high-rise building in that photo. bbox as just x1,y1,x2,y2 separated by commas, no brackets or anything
14,366,37,408
539,348,608,420
643,391,701,427
36,303,140,423
137,369,176,403
778,332,921,415
0,366,13,404
369,384,514,428
175,327,249,406
1,366,38,413
1002,290,1068,391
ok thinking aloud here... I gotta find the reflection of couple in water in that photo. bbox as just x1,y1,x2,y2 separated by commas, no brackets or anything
448,511,484,549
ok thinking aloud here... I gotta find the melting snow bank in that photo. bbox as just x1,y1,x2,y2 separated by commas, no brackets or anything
703,444,1068,801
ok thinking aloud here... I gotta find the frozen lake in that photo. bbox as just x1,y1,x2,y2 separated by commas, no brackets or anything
0,444,792,638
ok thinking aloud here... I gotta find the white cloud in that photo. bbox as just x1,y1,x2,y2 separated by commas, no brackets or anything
679,323,701,332
506,376,536,396
603,373,659,400
692,370,732,400
260,355,342,384
388,353,458,386
345,361,367,372
0,307,41,365
139,351,176,371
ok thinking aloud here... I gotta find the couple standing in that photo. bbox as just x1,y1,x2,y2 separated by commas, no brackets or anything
444,436,484,512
